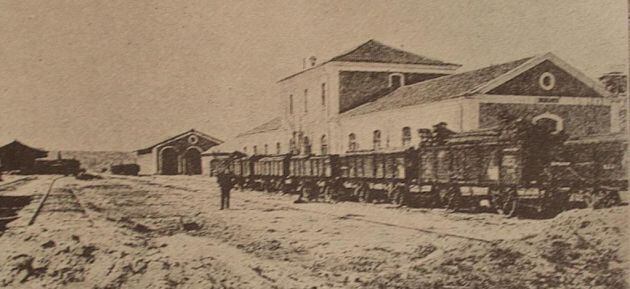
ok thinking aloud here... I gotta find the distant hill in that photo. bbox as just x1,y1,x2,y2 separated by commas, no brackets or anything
45,151,137,173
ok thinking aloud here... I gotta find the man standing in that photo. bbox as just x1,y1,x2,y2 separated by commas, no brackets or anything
216,170,234,210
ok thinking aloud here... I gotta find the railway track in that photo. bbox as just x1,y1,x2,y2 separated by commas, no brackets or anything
28,176,91,226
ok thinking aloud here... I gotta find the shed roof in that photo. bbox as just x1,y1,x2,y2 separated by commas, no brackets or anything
341,52,611,118
341,56,534,117
0,140,48,157
237,117,284,137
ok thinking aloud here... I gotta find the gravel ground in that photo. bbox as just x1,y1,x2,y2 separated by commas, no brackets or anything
0,175,627,289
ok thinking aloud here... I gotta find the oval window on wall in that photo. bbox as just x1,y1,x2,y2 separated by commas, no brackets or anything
538,72,556,91
188,135,199,144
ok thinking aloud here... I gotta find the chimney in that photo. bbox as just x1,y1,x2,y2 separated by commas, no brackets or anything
302,58,306,70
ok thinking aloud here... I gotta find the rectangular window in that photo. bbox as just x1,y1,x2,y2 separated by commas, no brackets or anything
304,89,308,113
289,94,293,114
402,127,412,147
321,83,326,106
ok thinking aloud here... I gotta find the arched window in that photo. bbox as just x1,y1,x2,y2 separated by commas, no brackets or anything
373,130,381,150
320,135,328,155
348,133,357,152
289,139,296,154
276,142,281,154
289,94,294,114
304,89,308,113
303,136,311,155
264,144,268,155
402,127,412,147
389,73,405,88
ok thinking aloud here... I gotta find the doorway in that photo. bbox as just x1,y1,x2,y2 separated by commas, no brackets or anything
182,148,202,175
160,147,178,175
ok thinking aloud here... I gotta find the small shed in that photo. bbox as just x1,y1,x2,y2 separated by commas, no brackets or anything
136,129,222,175
0,140,48,173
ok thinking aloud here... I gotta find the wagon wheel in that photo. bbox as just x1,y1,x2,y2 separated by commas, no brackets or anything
428,190,442,208
322,185,337,203
583,190,599,209
446,191,461,212
502,196,519,218
390,186,406,206
490,189,505,214
275,181,285,193
357,186,373,203
265,180,275,193
306,183,319,201
603,190,622,208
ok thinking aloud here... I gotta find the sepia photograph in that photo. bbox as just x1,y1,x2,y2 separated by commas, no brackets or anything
0,0,628,288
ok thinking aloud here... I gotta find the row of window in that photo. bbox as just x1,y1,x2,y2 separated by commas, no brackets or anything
348,127,412,152
243,134,329,156
243,142,282,155
242,127,413,156
287,73,406,115
288,83,326,114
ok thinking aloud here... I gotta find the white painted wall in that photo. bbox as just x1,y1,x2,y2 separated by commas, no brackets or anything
136,149,156,175
334,97,473,154
209,128,291,156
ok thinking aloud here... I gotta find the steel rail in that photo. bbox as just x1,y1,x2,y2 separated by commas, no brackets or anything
28,176,65,225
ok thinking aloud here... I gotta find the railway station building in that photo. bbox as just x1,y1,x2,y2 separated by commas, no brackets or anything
136,129,222,175
212,39,619,157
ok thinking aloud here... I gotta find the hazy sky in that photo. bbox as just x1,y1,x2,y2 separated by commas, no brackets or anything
0,0,626,151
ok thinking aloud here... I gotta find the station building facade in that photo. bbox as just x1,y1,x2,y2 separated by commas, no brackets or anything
211,40,619,158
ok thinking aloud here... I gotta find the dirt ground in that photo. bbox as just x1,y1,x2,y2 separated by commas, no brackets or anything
0,175,628,289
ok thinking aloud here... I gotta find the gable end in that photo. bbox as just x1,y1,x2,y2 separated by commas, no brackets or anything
487,60,604,97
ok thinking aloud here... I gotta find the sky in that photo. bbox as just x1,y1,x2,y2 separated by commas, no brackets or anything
0,0,627,151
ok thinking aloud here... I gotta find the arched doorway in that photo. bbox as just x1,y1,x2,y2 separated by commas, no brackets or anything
182,148,202,175
160,147,179,175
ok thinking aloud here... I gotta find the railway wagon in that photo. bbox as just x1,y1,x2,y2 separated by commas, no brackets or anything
290,154,338,200
335,149,414,203
415,121,570,216
227,157,249,189
416,128,508,210
252,154,290,192
547,133,627,209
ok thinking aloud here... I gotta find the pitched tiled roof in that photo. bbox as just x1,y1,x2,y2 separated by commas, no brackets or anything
341,56,534,117
136,129,223,154
279,40,460,82
0,140,48,156
331,40,459,66
237,117,284,137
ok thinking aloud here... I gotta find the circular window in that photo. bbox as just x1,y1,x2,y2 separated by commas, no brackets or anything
188,135,199,144
539,72,556,91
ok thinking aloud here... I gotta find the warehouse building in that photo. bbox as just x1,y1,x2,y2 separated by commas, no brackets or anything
0,140,48,173
211,40,618,158
136,129,222,175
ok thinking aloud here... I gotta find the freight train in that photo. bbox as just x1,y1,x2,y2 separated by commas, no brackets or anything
213,120,627,217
